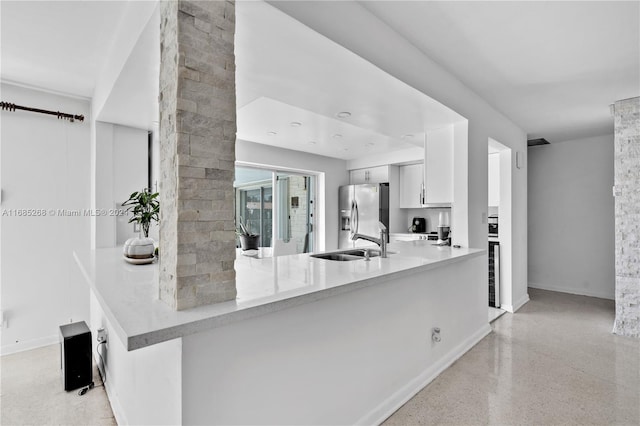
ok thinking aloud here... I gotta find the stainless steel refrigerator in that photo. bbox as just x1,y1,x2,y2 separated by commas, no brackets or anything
339,183,389,249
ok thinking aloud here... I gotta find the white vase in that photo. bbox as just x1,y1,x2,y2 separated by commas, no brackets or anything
123,237,155,259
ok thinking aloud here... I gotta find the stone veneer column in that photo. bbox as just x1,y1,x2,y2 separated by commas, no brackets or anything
159,0,237,310
613,97,640,337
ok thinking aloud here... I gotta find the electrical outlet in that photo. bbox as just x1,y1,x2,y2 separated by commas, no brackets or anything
613,186,622,197
97,328,107,343
432,327,441,343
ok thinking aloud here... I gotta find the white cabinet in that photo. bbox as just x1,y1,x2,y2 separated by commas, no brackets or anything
424,126,454,204
398,125,454,208
488,153,500,207
349,165,389,184
399,163,424,208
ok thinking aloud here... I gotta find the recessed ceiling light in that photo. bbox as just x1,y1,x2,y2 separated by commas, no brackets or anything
343,148,349,151
309,141,317,145
332,134,343,139
336,111,351,119
401,134,414,140
267,131,277,136
365,142,375,147
290,122,302,127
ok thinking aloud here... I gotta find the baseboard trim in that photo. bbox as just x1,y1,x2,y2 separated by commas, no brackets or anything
95,352,128,426
528,282,614,300
1,334,59,356
502,293,530,313
356,323,492,426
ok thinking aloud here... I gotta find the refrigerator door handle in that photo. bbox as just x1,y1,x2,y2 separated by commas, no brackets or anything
350,200,359,239
349,201,355,239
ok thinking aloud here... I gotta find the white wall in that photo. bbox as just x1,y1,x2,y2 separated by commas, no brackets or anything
95,122,148,247
91,1,158,121
90,1,158,249
95,122,114,247
488,153,500,207
346,146,423,170
236,139,349,251
528,134,615,299
269,1,529,310
113,125,149,244
89,291,181,425
182,255,488,425
0,83,91,354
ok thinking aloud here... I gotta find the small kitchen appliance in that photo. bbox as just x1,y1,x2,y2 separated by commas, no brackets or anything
437,226,450,244
488,215,498,236
436,211,451,245
411,217,426,233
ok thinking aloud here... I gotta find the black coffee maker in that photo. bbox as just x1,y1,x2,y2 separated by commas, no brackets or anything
412,217,426,233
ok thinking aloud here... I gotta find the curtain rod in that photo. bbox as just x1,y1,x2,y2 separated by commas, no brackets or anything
0,101,84,123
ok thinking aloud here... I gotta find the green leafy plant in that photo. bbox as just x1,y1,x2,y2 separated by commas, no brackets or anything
236,216,258,236
236,216,259,250
122,189,160,238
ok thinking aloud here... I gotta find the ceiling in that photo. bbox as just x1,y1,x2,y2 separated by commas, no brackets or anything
0,1,129,98
1,0,638,153
358,0,640,143
235,1,463,160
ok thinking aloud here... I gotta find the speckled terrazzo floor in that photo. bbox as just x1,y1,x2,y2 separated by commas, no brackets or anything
2,289,637,426
383,288,640,425
1,344,115,426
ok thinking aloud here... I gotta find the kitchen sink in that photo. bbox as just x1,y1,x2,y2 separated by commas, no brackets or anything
310,249,382,261
343,249,381,258
311,253,361,261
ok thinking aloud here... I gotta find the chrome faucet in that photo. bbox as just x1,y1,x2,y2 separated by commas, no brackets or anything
350,221,388,258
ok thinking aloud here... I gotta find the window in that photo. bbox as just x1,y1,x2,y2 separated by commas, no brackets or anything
235,166,316,255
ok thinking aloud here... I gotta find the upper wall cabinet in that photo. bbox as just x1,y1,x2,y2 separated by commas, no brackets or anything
399,163,424,208
424,126,454,204
349,165,389,185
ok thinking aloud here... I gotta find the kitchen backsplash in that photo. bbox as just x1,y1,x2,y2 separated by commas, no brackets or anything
403,208,452,233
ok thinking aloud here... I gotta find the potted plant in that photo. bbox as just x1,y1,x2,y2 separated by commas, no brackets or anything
237,217,260,251
121,188,160,260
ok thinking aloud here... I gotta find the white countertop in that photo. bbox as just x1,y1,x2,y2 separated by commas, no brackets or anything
74,242,484,351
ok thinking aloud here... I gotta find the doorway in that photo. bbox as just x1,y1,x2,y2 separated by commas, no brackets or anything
234,165,316,256
276,173,314,254
488,138,513,319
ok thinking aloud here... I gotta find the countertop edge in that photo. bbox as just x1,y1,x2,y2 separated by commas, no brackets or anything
73,251,132,348
75,247,486,351
126,249,486,350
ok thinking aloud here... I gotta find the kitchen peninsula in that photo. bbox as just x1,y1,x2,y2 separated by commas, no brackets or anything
75,242,487,425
